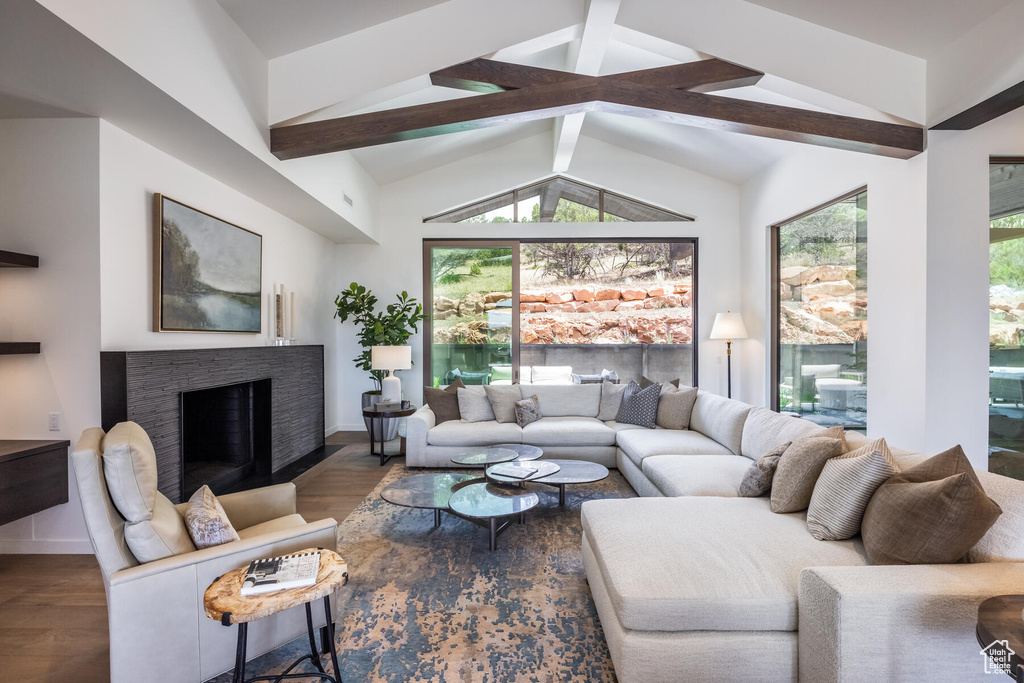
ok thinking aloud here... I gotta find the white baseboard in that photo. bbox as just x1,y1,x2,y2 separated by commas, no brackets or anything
325,424,340,437
0,538,94,554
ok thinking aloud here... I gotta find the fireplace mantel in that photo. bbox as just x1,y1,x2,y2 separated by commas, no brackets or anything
101,345,324,502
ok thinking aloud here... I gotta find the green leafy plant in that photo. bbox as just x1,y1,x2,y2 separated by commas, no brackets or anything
469,263,482,276
334,282,426,390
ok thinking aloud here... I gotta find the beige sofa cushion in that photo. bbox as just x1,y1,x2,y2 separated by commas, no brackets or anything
740,407,825,460
655,386,698,430
617,428,732,468
237,513,308,539
124,492,197,562
581,497,868,632
770,434,844,513
642,455,752,497
531,384,602,417
427,420,522,446
102,421,159,524
71,428,140,577
689,391,752,454
521,417,616,447
484,384,522,423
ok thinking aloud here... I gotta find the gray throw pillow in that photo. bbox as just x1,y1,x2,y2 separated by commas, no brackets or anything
655,386,698,430
597,380,630,421
484,384,523,423
770,434,845,513
615,382,661,429
423,378,464,424
640,375,680,389
515,395,541,427
806,437,899,541
184,485,239,549
737,442,791,497
457,387,496,422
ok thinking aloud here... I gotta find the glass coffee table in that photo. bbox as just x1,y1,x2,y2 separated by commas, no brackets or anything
485,460,560,484
450,446,520,467
448,479,539,551
535,459,610,507
380,472,477,528
491,444,543,461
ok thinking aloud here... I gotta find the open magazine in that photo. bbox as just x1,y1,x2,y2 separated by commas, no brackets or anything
241,551,321,596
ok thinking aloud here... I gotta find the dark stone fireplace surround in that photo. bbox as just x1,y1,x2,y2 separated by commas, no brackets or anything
101,345,325,503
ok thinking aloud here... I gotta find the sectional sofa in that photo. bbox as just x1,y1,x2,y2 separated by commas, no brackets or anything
407,384,1024,682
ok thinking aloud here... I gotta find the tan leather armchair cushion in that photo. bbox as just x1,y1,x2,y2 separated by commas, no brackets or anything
102,421,159,524
124,492,196,562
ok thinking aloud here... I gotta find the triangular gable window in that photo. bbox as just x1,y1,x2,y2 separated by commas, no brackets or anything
424,176,692,223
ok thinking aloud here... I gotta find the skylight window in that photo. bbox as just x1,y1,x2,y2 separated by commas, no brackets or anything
424,176,692,223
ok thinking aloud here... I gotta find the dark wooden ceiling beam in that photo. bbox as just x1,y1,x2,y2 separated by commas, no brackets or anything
272,60,920,160
931,79,1024,130
430,58,582,93
429,57,763,94
271,80,603,159
599,80,924,159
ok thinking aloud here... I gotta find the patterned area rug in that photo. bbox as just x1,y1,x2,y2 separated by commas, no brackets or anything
208,463,636,683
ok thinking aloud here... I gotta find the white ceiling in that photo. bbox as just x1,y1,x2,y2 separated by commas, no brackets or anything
216,0,1011,188
217,0,448,59
746,0,1013,58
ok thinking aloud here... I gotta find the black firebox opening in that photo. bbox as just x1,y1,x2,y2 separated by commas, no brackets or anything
180,379,271,500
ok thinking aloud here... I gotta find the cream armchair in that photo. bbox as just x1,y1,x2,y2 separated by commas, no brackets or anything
72,427,339,683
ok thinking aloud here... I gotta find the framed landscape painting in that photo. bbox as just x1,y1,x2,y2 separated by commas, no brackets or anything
154,194,262,333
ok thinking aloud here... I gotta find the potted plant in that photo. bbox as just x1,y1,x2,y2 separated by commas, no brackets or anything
334,282,426,441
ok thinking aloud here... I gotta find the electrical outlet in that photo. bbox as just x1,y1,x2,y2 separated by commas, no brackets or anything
48,412,60,432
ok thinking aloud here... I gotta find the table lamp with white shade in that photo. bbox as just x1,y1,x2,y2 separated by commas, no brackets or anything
709,311,748,399
372,345,412,403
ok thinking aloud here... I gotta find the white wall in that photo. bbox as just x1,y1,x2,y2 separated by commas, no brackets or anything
740,106,1024,469
0,119,100,553
922,106,1024,461
739,145,929,454
99,120,341,433
333,132,743,429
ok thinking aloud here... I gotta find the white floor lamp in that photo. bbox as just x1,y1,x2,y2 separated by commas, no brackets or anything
372,345,412,403
709,311,748,399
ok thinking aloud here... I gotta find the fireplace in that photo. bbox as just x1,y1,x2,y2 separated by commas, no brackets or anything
180,379,271,499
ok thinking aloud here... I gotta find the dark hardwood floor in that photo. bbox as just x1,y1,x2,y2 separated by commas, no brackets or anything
0,431,389,683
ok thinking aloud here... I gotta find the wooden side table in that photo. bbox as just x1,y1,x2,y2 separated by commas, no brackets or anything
977,594,1024,681
204,548,349,683
361,405,415,466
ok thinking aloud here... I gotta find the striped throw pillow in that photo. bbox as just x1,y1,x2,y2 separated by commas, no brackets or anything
806,437,899,541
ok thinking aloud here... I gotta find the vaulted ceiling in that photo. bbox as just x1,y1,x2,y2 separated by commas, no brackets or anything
209,0,1015,186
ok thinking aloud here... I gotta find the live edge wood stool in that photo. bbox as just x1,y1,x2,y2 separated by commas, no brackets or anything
204,548,349,683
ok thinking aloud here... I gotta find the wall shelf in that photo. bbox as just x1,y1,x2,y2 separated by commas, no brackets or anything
1,249,42,353
0,342,41,355
0,250,39,268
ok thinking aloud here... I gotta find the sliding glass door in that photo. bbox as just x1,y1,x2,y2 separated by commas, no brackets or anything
772,189,867,431
425,242,517,387
424,239,697,388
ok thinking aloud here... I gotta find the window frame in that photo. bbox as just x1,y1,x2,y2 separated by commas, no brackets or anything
768,186,867,413
422,176,695,224
422,237,699,389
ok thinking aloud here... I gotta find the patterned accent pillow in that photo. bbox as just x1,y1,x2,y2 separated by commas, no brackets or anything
737,442,791,497
184,485,239,549
770,434,845,513
515,395,541,427
615,381,661,429
806,437,900,541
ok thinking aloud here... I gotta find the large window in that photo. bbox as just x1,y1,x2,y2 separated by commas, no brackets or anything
423,176,692,224
989,159,1024,479
772,189,867,431
425,239,696,388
